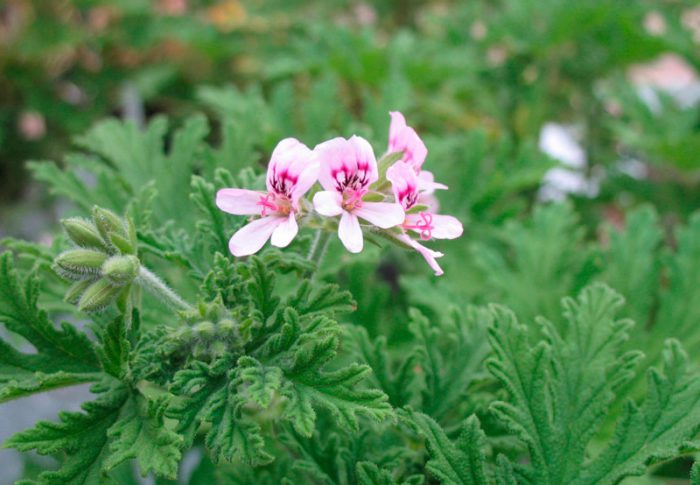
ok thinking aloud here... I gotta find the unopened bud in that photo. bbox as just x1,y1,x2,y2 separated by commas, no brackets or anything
61,218,107,250
54,249,108,280
92,206,128,242
210,340,226,357
102,255,139,286
78,279,123,312
218,318,236,334
64,279,95,304
193,321,216,339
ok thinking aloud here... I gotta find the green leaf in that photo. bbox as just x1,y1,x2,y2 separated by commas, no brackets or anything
283,342,394,435
487,283,700,484
0,253,100,402
577,340,700,485
5,379,128,485
93,315,131,379
168,358,274,466
692,462,700,485
237,356,283,409
405,410,488,485
105,393,183,479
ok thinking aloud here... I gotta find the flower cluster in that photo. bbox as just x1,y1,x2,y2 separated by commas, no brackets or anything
216,112,463,275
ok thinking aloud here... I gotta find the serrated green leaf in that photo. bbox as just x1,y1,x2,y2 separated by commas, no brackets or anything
5,379,128,485
405,411,488,485
0,253,101,402
105,393,183,479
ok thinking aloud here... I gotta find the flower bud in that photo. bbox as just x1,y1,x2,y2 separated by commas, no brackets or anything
64,279,95,304
92,206,128,240
217,318,236,334
54,249,108,280
193,321,216,339
61,218,107,250
78,279,123,312
102,255,139,286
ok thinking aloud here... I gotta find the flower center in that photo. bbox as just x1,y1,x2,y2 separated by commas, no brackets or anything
257,193,292,216
341,188,366,211
403,212,433,240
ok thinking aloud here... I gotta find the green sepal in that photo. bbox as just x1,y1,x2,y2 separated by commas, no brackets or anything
64,278,96,304
78,279,123,312
61,218,108,250
376,151,404,180
362,191,386,202
92,206,128,246
406,204,430,215
54,249,108,280
102,255,139,286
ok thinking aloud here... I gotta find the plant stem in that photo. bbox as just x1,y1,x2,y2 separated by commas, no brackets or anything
137,266,193,312
307,229,331,268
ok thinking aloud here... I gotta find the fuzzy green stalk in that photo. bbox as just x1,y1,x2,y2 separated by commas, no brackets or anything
307,229,332,268
137,266,193,312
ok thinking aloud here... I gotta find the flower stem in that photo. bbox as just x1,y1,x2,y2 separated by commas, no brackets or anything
137,266,193,312
307,229,331,268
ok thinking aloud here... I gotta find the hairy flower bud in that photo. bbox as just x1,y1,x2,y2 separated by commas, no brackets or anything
54,249,108,280
64,279,95,304
61,218,107,250
77,279,123,312
102,255,139,286
92,206,130,248
193,321,216,339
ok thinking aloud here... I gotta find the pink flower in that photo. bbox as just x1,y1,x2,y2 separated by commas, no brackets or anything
216,138,319,257
388,111,427,171
387,111,446,193
313,136,404,253
387,160,463,275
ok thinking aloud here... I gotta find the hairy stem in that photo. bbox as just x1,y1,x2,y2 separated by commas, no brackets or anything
307,229,332,268
137,266,193,312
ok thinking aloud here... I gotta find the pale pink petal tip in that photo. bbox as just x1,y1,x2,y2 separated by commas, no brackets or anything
338,211,363,253
228,216,283,257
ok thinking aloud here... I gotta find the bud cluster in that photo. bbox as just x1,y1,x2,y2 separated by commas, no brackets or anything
163,298,242,361
53,206,140,312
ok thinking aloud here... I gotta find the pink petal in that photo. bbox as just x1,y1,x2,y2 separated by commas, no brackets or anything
429,214,463,239
216,189,264,215
386,160,418,209
270,213,299,248
417,170,448,193
338,211,363,253
354,202,405,229
313,190,343,216
266,138,319,202
228,216,284,257
387,111,427,171
397,233,444,276
315,136,378,192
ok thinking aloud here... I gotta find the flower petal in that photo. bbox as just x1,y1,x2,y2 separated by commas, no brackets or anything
266,138,319,203
228,216,283,257
387,111,427,171
397,233,444,276
216,189,263,215
338,211,363,253
313,190,343,216
354,202,405,229
315,136,378,192
417,170,448,193
429,214,463,239
270,213,299,248
386,160,419,210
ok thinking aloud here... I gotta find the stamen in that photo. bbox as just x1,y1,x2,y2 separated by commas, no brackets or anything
404,212,433,240
257,193,278,216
